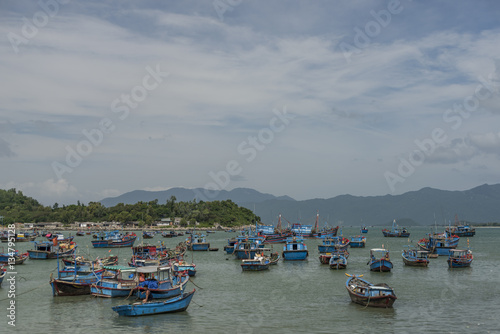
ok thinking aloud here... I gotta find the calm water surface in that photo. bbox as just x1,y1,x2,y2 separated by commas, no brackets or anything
1,227,499,333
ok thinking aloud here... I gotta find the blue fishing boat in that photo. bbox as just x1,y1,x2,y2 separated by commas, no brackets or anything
91,266,139,298
445,216,476,237
0,232,37,243
129,244,170,267
282,236,308,261
318,236,350,253
329,252,347,270
345,274,397,308
241,253,271,271
143,231,155,239
382,220,410,237
319,249,349,264
187,233,210,251
135,265,189,300
0,266,6,285
368,248,393,272
224,237,238,254
447,249,473,268
172,259,196,277
50,265,105,296
349,236,366,248
0,248,28,265
91,231,137,248
417,232,460,256
233,236,266,260
27,240,77,259
112,289,196,316
401,247,429,267
360,225,368,233
162,231,178,238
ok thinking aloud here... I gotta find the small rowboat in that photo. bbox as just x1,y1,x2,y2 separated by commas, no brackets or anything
345,274,396,308
112,289,196,316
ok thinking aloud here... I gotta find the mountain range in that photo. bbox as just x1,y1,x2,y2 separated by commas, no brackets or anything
99,184,500,226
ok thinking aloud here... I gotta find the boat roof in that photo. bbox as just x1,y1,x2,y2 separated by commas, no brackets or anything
136,266,171,273
103,265,136,272
370,248,388,252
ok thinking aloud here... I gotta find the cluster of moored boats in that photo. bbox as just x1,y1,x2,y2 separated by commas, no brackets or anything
0,218,476,312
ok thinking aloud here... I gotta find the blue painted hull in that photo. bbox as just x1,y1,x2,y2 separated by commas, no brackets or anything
369,259,393,272
282,250,308,261
112,290,196,316
190,243,210,251
350,242,365,248
91,237,137,248
234,249,260,260
27,248,76,259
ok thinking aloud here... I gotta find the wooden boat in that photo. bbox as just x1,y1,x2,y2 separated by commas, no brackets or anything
172,259,196,276
62,255,118,267
90,266,139,297
345,274,397,308
445,215,475,237
447,249,473,268
233,236,266,260
368,248,393,272
329,252,347,270
0,249,29,265
46,233,74,243
135,265,189,300
162,231,178,238
186,233,210,251
224,238,238,254
319,250,349,264
318,236,350,253
50,265,105,296
76,231,85,236
91,231,137,248
349,236,366,248
269,252,280,265
360,225,368,233
27,241,77,259
401,248,429,267
241,253,271,271
382,220,410,237
129,244,170,267
143,231,155,239
0,265,6,286
0,232,37,243
417,232,459,256
282,236,308,261
112,289,196,316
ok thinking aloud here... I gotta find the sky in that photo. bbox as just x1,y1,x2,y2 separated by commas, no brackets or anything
1,0,500,206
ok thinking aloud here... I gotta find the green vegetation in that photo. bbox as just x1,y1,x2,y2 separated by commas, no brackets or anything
0,188,260,227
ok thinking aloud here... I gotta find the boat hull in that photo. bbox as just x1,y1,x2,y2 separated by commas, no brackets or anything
91,236,137,248
189,243,210,251
282,250,308,261
369,259,393,272
112,290,196,316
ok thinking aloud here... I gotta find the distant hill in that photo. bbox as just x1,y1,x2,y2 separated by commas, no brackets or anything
100,184,500,226
99,187,294,207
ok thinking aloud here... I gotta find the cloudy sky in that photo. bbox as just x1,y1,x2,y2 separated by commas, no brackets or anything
1,0,500,206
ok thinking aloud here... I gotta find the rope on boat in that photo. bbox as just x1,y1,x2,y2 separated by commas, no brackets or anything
189,279,203,289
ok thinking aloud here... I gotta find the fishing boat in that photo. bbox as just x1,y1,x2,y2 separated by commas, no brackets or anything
0,248,29,265
319,249,349,264
282,236,308,261
233,236,266,260
76,231,85,236
129,244,170,267
329,252,347,270
186,233,210,251
349,235,366,248
143,231,155,239
46,233,74,243
27,240,77,259
224,238,238,254
50,261,106,296
0,266,6,285
90,265,139,298
172,259,196,277
445,216,475,237
269,252,280,265
345,274,397,308
62,255,118,267
368,248,393,272
162,231,178,238
417,232,460,256
135,266,189,300
382,220,410,237
447,249,473,268
401,248,429,267
317,236,350,253
112,289,196,317
0,232,37,243
360,225,368,233
241,253,271,271
91,230,137,248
